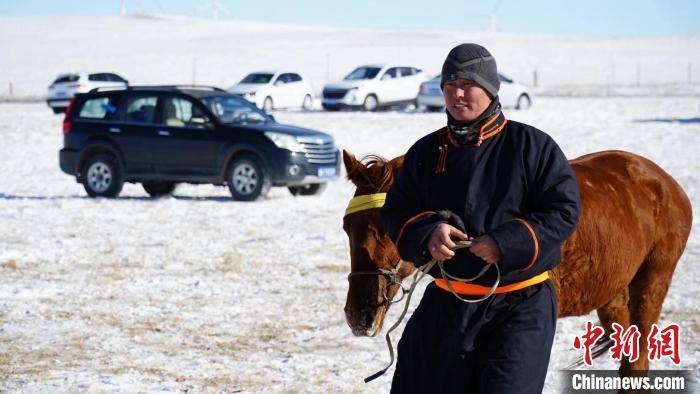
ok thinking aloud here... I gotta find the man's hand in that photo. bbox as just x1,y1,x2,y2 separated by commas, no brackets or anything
427,223,469,261
469,235,501,264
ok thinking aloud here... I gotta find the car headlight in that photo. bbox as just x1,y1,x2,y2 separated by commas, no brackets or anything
264,132,304,152
346,87,359,102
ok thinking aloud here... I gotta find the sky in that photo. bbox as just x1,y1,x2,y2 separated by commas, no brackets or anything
0,0,699,37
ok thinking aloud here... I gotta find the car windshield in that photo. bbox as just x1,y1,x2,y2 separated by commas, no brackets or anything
240,73,274,84
201,95,271,124
344,67,381,81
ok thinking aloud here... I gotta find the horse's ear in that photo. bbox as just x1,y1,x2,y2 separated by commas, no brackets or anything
343,149,366,184
389,155,405,178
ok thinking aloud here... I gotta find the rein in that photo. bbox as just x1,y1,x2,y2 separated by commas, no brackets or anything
344,193,501,383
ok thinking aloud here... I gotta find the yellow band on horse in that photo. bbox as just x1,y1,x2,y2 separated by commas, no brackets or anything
345,193,387,216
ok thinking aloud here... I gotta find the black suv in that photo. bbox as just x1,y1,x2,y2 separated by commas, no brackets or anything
59,86,340,200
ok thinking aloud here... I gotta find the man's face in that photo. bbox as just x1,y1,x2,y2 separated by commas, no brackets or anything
443,79,492,122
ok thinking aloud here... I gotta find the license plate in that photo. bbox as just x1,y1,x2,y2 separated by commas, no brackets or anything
318,167,336,178
56,92,67,97
323,99,338,105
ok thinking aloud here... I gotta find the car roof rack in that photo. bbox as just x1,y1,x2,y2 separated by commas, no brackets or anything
88,85,226,93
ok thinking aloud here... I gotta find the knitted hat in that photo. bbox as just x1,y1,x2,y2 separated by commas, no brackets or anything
441,43,500,98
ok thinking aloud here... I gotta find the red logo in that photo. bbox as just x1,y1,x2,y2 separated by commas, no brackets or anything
609,323,641,362
647,323,681,365
573,322,682,366
573,321,605,366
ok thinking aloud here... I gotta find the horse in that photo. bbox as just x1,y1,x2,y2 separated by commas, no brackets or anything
341,149,692,377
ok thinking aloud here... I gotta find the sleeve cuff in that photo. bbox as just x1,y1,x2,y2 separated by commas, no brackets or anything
489,218,539,273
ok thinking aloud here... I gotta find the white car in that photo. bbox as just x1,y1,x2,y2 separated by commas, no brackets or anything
47,72,128,114
322,64,428,111
417,73,534,111
227,71,315,112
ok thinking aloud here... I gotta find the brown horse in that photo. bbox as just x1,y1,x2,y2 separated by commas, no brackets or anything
342,149,692,376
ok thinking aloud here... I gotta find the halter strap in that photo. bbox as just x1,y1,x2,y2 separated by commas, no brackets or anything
344,193,387,216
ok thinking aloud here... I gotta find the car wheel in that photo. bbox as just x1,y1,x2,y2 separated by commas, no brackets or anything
516,94,531,110
302,94,313,111
427,105,444,112
143,181,176,197
288,183,327,196
263,97,273,112
52,107,65,114
81,153,123,198
227,155,270,201
363,94,378,111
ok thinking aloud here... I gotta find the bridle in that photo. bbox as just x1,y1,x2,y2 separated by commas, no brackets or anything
345,193,408,304
344,191,501,383
347,260,408,304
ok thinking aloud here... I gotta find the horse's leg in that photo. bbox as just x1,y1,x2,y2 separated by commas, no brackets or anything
627,240,680,374
596,287,636,378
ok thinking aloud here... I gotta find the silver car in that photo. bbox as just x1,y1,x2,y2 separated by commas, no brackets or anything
47,72,128,114
417,73,534,111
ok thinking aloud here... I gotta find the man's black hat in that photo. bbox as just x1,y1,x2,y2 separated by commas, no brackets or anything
441,43,500,98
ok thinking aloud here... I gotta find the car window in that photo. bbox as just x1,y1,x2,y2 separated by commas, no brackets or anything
241,73,274,84
88,73,107,82
381,68,398,80
53,74,80,84
289,73,302,82
161,96,208,129
498,74,513,83
78,97,117,119
275,74,291,84
201,95,270,124
399,67,414,77
122,95,158,124
107,73,127,83
344,67,381,81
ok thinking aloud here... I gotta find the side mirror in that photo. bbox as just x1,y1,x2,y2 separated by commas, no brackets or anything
274,80,284,86
381,74,392,81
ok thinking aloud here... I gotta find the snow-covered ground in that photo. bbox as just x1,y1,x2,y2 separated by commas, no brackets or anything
0,15,699,393
0,97,698,392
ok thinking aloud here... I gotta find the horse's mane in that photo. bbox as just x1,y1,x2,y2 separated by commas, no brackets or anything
349,154,397,192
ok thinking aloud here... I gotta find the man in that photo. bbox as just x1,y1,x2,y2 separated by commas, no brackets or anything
380,43,580,393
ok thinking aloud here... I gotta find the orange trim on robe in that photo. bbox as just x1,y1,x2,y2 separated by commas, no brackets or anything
513,218,539,271
395,211,437,245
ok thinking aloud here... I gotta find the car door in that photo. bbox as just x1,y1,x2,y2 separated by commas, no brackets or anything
154,94,220,177
272,73,294,108
110,93,162,174
287,73,306,108
378,67,400,103
498,74,517,107
398,67,419,101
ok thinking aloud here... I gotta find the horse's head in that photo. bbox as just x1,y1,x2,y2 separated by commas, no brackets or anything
342,150,414,337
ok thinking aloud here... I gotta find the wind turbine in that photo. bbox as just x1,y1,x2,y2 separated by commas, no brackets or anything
468,0,503,34
120,0,127,15
197,0,231,20
489,0,502,34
